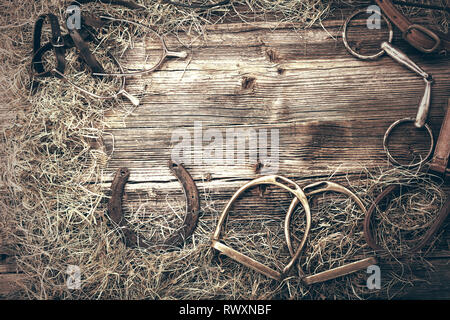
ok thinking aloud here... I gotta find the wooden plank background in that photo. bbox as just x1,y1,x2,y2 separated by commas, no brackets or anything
1,8,449,299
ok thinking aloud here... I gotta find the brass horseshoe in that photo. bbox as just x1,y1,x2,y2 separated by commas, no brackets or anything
107,161,200,250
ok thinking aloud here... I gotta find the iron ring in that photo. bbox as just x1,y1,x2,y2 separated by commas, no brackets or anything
343,8,394,60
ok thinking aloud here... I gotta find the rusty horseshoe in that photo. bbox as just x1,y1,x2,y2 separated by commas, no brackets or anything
285,181,377,285
107,161,200,250
211,175,312,281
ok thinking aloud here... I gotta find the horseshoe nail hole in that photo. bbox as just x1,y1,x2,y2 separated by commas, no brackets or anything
277,67,285,75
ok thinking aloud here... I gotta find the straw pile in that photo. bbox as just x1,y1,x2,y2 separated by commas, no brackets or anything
0,0,448,299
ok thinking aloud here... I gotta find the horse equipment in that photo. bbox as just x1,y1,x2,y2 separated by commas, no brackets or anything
211,175,311,281
429,99,450,176
375,0,450,54
31,1,142,105
344,8,450,257
107,161,200,250
364,103,450,255
343,8,435,168
364,184,450,253
31,0,187,105
285,181,377,285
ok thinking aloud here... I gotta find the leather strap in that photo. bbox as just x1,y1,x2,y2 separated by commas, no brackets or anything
429,99,450,176
364,184,450,253
68,28,105,76
375,0,450,54
31,0,144,91
107,162,201,250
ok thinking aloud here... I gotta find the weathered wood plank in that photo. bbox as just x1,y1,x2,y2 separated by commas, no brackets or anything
1,9,449,299
103,18,449,184
396,258,450,300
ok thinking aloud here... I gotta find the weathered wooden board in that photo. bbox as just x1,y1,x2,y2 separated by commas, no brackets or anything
1,12,449,298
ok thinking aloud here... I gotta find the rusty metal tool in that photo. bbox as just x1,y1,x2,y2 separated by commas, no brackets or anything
343,8,436,168
364,184,450,254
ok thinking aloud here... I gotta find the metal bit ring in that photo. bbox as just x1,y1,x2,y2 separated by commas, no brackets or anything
383,117,434,168
343,8,394,60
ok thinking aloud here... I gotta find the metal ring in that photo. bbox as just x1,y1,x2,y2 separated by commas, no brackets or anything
343,8,394,60
51,35,65,47
211,175,311,281
383,117,434,168
364,185,450,254
91,16,188,77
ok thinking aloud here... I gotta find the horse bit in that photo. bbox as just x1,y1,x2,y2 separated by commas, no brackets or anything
105,1,449,284
212,2,450,283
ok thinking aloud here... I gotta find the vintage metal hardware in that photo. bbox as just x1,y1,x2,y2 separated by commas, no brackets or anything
364,184,450,253
343,8,436,168
31,0,187,105
285,181,376,285
107,161,200,250
375,0,450,54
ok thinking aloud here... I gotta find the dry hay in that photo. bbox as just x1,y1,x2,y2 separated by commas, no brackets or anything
0,0,449,300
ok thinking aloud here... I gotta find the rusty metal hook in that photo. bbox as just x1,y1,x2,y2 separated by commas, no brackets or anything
107,161,200,250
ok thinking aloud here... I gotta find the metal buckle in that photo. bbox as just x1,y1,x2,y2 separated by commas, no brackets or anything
342,8,394,61
403,24,441,54
51,35,64,48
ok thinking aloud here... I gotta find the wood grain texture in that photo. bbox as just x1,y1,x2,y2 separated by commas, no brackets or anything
1,11,449,299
